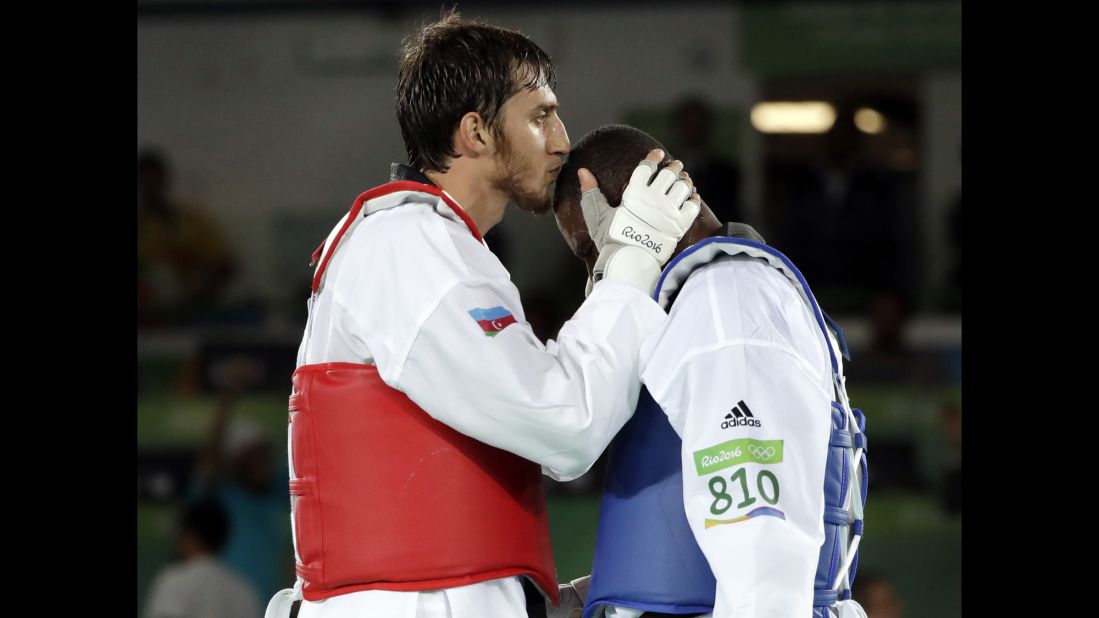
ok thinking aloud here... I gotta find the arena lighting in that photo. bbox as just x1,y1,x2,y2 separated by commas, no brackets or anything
855,107,887,134
750,101,836,134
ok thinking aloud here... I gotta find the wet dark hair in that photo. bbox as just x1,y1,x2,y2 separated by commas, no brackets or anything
396,9,557,173
553,124,669,212
180,499,230,553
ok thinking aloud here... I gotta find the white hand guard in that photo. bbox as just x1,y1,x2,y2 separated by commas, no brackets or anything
581,160,700,294
546,575,591,618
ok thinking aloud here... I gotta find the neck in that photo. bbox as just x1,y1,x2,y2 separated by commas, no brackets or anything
425,165,509,235
676,202,725,251
692,219,726,245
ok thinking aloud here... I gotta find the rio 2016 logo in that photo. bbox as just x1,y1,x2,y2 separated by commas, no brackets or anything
700,447,742,468
620,226,663,254
693,439,784,476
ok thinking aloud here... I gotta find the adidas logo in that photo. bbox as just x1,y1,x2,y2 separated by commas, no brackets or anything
721,400,761,429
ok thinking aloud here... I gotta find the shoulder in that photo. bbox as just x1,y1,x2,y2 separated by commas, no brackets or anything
670,255,827,365
677,255,801,319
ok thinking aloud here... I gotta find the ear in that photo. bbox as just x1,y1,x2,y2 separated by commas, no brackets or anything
455,111,494,157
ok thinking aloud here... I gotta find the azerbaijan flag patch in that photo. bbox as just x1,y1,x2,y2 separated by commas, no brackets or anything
468,306,518,337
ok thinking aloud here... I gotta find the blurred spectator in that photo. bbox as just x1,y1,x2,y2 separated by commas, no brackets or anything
945,188,962,311
938,401,962,515
143,499,260,618
770,101,919,308
672,96,743,224
845,290,948,386
138,149,236,327
944,140,962,310
189,358,291,602
853,571,904,618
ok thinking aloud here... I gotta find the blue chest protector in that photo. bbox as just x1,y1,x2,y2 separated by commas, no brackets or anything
583,238,868,618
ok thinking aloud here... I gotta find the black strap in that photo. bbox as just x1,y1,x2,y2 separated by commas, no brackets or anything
390,163,436,185
522,577,548,618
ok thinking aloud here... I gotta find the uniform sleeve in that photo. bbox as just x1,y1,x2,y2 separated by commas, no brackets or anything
394,277,666,481
657,341,832,618
327,207,666,480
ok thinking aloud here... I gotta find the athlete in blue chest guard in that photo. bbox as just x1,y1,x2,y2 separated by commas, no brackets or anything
549,125,868,618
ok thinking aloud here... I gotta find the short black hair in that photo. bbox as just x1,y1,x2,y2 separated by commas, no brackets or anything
553,124,669,212
180,498,230,553
396,10,557,173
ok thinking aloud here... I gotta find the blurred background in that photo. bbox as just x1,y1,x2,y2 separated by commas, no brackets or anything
137,2,961,616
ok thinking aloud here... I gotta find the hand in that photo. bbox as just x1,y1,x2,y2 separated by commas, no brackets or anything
546,575,591,618
579,150,701,294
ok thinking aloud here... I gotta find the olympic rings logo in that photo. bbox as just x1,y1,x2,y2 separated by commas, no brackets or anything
748,445,776,460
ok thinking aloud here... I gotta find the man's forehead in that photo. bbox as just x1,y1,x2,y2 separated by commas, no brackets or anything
514,84,557,110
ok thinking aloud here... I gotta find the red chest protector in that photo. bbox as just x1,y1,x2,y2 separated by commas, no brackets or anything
290,181,558,603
